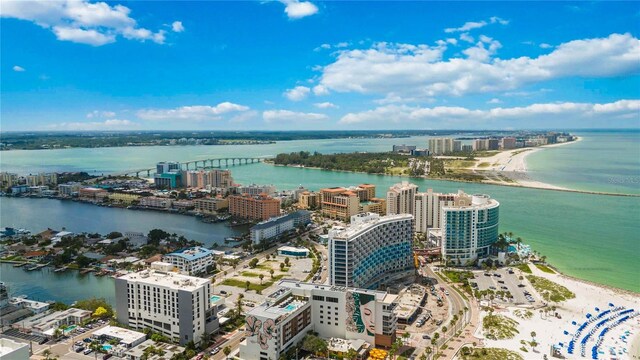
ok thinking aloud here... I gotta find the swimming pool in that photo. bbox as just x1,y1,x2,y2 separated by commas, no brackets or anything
211,295,221,302
284,304,297,311
102,345,112,351
64,325,77,334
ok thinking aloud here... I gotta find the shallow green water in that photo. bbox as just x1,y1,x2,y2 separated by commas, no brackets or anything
1,131,638,293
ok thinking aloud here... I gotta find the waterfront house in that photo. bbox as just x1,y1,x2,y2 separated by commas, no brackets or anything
23,250,47,261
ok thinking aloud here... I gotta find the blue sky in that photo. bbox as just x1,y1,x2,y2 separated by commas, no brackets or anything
1,1,639,131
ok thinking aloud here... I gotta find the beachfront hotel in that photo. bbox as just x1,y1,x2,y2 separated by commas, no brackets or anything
114,262,218,346
414,189,472,232
441,194,500,264
239,280,398,360
328,213,414,289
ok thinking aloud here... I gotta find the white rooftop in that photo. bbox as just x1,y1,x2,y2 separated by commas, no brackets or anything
0,338,28,357
118,269,210,291
93,326,146,346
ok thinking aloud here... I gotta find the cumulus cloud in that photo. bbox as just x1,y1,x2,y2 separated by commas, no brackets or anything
12,65,25,72
339,100,640,126
279,0,318,19
444,16,509,33
45,119,136,130
314,102,338,109
284,86,311,101
263,110,328,123
0,0,176,46
171,21,184,32
314,33,640,98
137,103,250,121
487,98,502,104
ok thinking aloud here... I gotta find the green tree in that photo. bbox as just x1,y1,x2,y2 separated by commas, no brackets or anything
223,346,231,358
269,269,275,279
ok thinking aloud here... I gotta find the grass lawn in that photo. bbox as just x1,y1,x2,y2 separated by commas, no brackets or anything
460,347,523,360
441,270,474,283
482,314,519,340
515,264,532,273
535,264,556,273
513,309,533,320
478,162,491,168
221,275,285,292
447,160,476,169
240,272,260,277
527,275,575,302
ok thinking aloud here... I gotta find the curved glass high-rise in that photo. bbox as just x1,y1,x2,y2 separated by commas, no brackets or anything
442,194,500,264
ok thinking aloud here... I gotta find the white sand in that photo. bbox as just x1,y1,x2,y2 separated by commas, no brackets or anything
477,264,640,359
469,137,583,191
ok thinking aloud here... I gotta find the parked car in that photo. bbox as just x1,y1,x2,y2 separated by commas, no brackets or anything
83,348,93,355
518,284,526,287
211,347,221,355
103,354,113,360
497,280,505,284
422,334,431,339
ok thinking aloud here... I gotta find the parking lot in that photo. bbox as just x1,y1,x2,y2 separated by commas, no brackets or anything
471,267,541,305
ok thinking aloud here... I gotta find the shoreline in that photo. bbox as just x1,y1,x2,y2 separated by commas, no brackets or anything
269,155,640,197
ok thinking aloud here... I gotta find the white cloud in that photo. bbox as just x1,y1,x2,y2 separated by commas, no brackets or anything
339,100,640,126
137,103,250,121
314,102,338,109
487,98,502,104
45,119,136,131
0,0,176,46
459,33,474,43
86,110,116,119
314,33,640,98
279,0,318,19
171,21,184,33
539,43,553,49
263,110,328,123
312,84,329,96
444,16,508,33
12,65,25,72
284,86,311,101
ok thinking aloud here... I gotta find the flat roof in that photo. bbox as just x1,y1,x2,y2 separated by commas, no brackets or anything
118,270,210,291
165,246,213,261
93,326,146,345
278,246,309,253
0,338,28,356
277,280,396,304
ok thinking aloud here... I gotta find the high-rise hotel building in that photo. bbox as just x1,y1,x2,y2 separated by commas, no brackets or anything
414,189,472,232
328,213,414,289
386,181,418,216
442,194,499,263
115,262,219,346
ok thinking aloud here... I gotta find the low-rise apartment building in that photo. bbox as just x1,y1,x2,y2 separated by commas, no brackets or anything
228,193,280,221
162,247,215,275
250,210,311,244
193,197,229,214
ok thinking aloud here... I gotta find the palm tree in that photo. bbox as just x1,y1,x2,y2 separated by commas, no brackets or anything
223,346,231,359
425,347,433,360
269,269,275,279
402,331,410,345
42,349,53,360
259,274,264,284
245,280,250,291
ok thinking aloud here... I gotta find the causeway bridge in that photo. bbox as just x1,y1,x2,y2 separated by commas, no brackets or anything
96,156,272,180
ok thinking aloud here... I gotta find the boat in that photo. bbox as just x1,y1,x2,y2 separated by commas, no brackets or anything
79,268,93,275
54,266,68,272
13,262,27,268
24,264,38,271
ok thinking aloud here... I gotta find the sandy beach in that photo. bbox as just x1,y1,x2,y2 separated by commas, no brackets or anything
478,263,640,359
470,137,584,191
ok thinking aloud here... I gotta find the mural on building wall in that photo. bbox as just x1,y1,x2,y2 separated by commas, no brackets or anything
246,315,275,350
346,291,376,338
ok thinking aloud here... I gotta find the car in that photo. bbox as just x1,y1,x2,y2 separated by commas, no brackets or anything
517,284,526,287
84,338,93,343
103,355,113,360
501,286,509,290
489,286,496,290
493,273,502,277
444,290,449,296
422,334,431,339
75,346,84,353
497,280,505,284
211,347,221,355
83,348,93,355
220,290,227,295
484,273,491,276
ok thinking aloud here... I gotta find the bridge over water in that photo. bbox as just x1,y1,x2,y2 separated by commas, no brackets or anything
94,156,273,180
